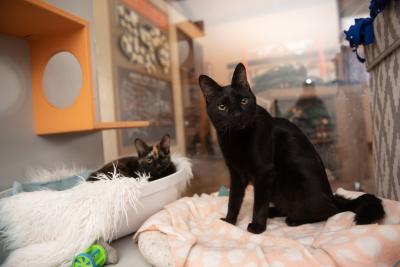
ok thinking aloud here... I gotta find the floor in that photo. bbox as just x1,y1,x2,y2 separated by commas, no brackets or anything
108,236,150,267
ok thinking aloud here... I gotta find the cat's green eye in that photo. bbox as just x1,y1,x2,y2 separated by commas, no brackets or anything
218,104,226,111
146,158,153,163
241,98,249,105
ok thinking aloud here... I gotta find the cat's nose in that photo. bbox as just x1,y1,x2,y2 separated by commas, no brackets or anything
234,112,240,117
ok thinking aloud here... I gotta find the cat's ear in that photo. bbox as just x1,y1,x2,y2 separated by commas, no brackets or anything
231,63,250,89
159,134,171,153
134,138,149,157
199,75,220,102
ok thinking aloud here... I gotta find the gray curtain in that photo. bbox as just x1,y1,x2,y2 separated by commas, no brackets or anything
365,0,400,200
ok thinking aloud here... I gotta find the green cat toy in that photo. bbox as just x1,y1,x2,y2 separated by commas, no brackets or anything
72,244,107,267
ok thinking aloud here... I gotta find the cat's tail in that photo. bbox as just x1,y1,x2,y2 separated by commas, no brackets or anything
332,193,385,224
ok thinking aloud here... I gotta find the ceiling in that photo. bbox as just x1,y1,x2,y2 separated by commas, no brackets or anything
168,0,327,26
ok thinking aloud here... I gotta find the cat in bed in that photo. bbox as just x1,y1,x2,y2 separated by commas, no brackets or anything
198,63,385,234
87,135,175,264
88,134,176,181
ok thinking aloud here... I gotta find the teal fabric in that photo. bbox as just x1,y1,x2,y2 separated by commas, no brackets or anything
11,171,91,195
218,186,230,196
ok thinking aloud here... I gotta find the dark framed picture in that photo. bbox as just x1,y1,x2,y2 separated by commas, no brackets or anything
116,67,176,155
109,0,176,155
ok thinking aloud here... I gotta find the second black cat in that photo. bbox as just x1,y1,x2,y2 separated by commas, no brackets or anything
88,134,176,181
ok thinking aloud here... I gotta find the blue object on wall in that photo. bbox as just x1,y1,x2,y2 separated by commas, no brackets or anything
344,0,389,63
344,18,374,63
369,0,388,18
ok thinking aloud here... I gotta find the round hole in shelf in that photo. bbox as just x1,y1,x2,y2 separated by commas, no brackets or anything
43,51,83,108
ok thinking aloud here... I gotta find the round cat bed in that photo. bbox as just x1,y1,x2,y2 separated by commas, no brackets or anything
135,187,400,267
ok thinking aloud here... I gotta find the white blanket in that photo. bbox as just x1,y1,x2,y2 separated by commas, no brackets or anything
0,156,191,267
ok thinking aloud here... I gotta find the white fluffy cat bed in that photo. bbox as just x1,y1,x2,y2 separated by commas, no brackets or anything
0,155,192,267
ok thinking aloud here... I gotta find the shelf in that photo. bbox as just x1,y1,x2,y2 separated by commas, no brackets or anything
0,0,149,135
176,21,204,38
0,0,85,38
95,121,150,130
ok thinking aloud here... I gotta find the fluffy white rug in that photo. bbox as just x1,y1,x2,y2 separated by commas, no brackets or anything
0,156,192,267
23,165,88,183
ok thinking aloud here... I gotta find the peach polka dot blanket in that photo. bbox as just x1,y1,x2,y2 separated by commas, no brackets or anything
135,187,400,267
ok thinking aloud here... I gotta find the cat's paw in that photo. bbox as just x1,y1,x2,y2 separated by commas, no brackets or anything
247,222,266,234
221,217,236,225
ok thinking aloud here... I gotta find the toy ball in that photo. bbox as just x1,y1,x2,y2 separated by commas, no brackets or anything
72,244,107,267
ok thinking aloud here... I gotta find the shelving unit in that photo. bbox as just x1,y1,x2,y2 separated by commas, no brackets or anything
0,0,150,134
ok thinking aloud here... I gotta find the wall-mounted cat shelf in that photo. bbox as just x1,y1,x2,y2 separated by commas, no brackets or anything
0,0,150,135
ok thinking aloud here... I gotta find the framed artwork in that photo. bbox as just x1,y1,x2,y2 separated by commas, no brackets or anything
109,0,176,155
116,67,175,155
115,0,171,76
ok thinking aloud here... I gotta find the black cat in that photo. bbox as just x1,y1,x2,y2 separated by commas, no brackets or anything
88,134,176,181
199,63,385,234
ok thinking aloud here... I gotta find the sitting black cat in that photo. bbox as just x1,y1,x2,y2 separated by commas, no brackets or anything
88,134,176,181
199,63,385,234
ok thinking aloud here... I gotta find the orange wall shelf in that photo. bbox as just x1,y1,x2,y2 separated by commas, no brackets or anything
0,0,149,135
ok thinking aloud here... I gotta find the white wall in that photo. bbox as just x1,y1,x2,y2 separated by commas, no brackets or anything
171,0,340,84
0,0,105,262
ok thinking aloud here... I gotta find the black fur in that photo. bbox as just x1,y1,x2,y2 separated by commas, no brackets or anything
88,134,175,181
199,63,385,234
333,194,385,225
